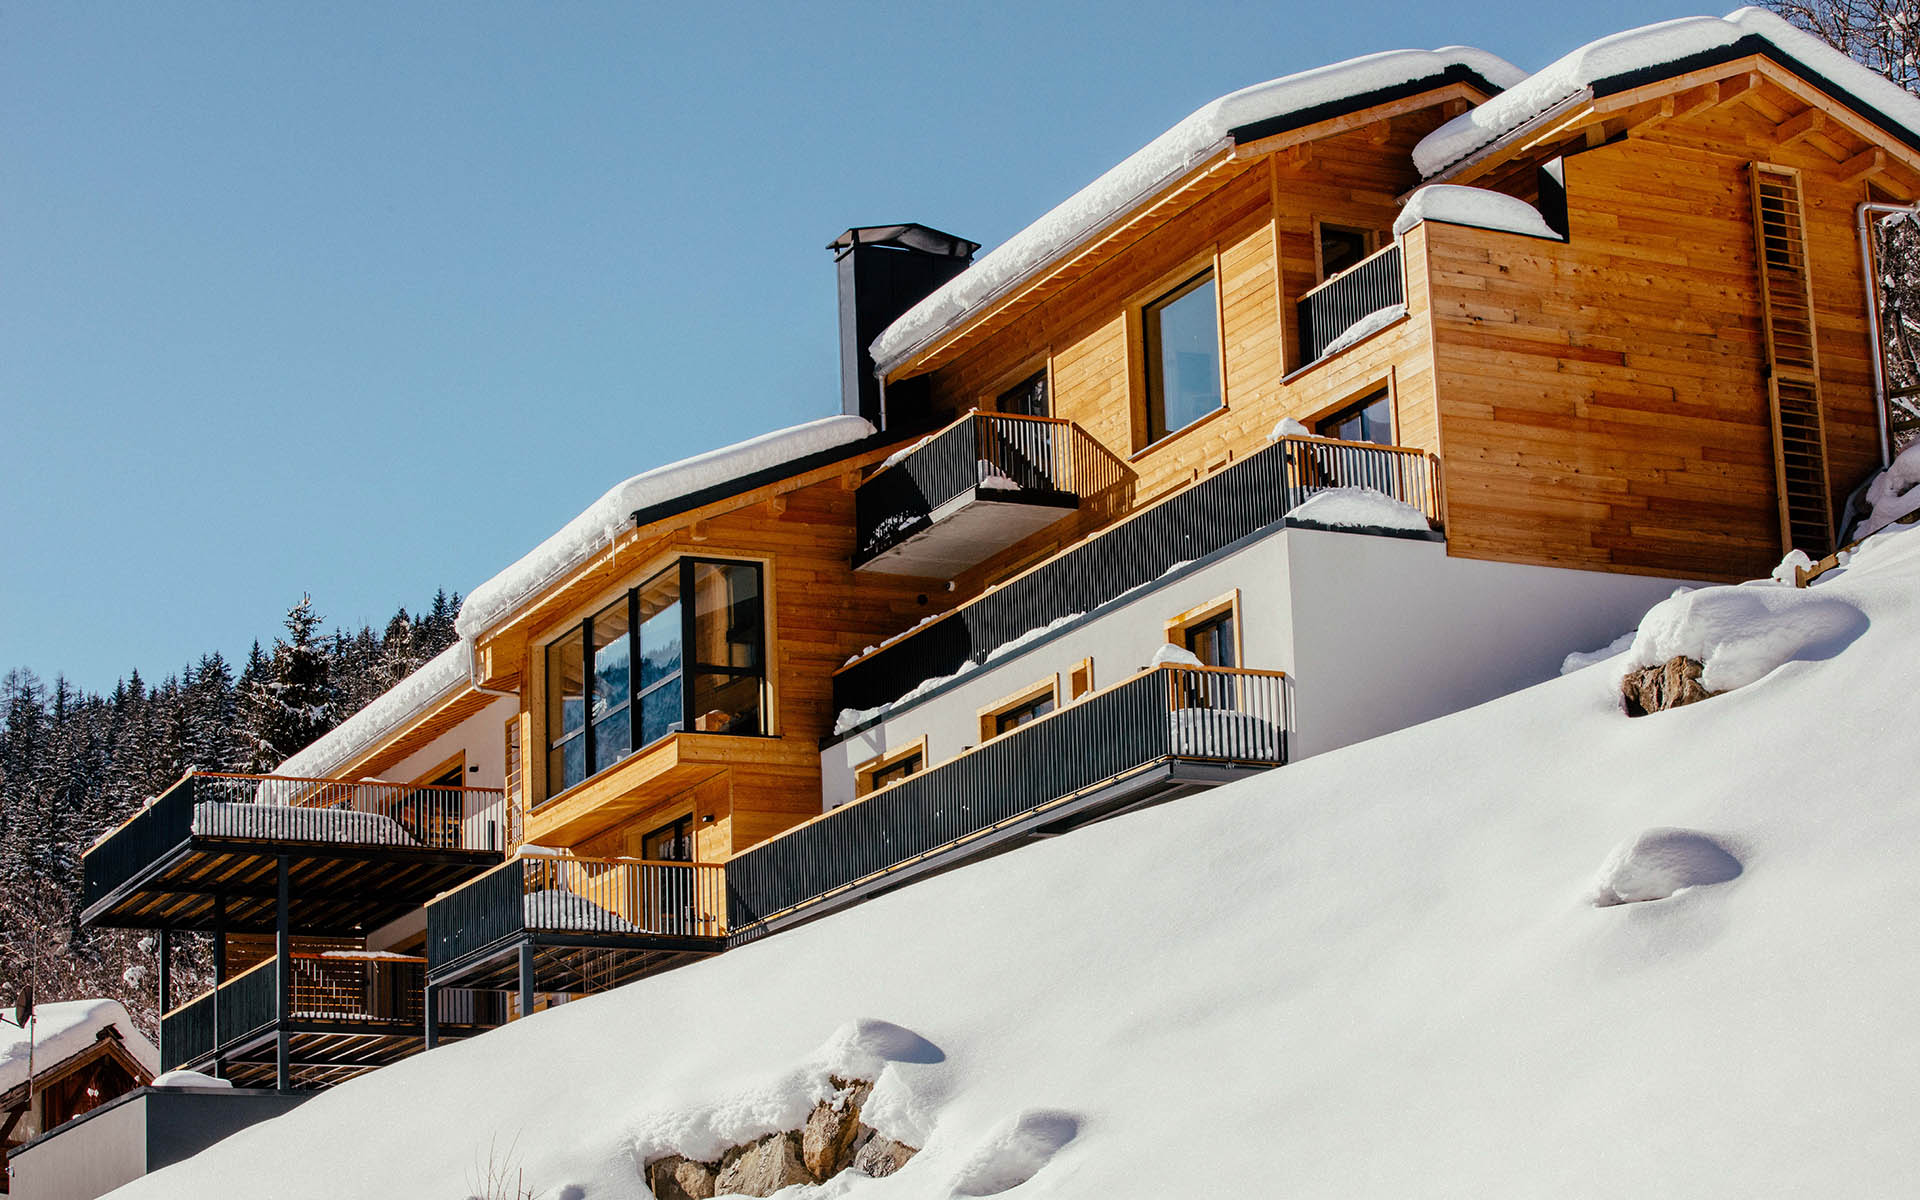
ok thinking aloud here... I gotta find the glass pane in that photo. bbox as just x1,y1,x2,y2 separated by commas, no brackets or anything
591,595,631,721
549,732,585,794
995,695,1054,735
637,568,682,693
1146,276,1221,441
691,561,763,672
689,672,762,736
1320,227,1370,278
1185,615,1237,668
643,817,693,862
592,706,631,773
545,632,584,740
997,369,1048,417
639,676,683,747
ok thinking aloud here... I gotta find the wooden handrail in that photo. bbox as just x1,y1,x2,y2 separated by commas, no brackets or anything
865,409,1076,482
837,435,1431,676
737,664,1287,856
188,770,506,795
1297,240,1402,304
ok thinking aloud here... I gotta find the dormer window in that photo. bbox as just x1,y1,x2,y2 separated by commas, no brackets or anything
544,557,766,800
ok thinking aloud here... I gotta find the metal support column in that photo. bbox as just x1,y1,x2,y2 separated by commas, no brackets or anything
156,927,172,1069
517,942,535,1022
211,894,226,1079
275,855,290,1093
423,983,439,1050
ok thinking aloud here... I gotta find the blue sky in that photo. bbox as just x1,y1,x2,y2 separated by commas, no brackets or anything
2,0,1706,693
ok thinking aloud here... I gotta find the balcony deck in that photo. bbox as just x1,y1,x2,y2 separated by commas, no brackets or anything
427,857,726,997
855,412,1129,575
81,772,509,935
730,664,1288,939
160,955,490,1089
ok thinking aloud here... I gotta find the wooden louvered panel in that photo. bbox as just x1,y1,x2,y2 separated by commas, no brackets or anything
504,715,523,844
1750,164,1833,555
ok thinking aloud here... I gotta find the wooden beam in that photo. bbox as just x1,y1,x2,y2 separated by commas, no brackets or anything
1841,145,1887,185
1713,72,1762,108
1776,106,1825,145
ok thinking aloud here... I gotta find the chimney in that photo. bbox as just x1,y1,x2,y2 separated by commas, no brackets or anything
829,224,978,431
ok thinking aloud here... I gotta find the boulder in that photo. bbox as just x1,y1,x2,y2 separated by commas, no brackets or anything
850,1130,918,1179
802,1078,873,1180
713,1132,810,1197
1620,655,1713,716
645,1154,717,1200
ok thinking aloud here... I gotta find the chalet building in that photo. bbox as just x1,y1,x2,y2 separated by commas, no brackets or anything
2,1001,157,1188
60,13,1920,1177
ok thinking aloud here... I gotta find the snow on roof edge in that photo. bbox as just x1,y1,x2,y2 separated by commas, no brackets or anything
1414,8,1920,179
0,1000,158,1095
273,640,472,782
870,46,1525,377
455,414,876,644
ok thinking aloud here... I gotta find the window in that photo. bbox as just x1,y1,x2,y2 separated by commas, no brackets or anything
1143,271,1222,444
1167,592,1242,670
1316,387,1395,445
642,814,694,863
1067,658,1095,700
1318,224,1373,280
855,738,928,796
997,368,1049,417
977,677,1060,742
544,557,766,799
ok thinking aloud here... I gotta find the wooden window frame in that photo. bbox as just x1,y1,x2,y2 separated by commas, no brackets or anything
986,359,1054,417
1311,382,1398,445
853,736,930,797
1130,252,1228,454
976,675,1062,743
1165,590,1244,667
1067,658,1095,701
1313,221,1378,283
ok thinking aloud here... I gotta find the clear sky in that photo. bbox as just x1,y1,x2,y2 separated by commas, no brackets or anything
2,0,1707,694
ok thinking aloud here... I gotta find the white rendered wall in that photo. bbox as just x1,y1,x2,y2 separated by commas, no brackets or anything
375,694,518,851
822,527,1692,808
9,1094,146,1200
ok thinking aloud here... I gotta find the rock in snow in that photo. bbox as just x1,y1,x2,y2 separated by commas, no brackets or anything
1593,828,1743,906
1625,584,1867,694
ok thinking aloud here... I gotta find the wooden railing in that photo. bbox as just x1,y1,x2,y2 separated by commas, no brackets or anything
83,771,511,909
854,411,1129,565
730,664,1288,935
160,953,443,1071
428,856,727,974
833,434,1437,721
1298,243,1405,363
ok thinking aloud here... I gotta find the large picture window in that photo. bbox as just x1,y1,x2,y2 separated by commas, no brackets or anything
1143,270,1222,444
544,557,766,799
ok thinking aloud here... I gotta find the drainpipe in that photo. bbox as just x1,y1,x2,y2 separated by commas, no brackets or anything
464,638,517,700
1855,200,1919,470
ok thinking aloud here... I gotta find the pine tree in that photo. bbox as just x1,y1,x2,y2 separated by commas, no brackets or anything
247,595,335,768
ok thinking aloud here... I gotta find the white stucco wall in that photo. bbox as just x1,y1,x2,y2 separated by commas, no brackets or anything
9,1094,146,1200
822,527,1692,808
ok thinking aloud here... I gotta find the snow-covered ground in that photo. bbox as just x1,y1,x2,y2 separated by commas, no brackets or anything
117,520,1920,1197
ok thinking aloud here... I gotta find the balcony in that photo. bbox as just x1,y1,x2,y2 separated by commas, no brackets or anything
854,412,1129,575
1298,243,1406,365
835,434,1438,721
159,954,490,1089
731,664,1287,938
426,856,727,1004
81,771,510,935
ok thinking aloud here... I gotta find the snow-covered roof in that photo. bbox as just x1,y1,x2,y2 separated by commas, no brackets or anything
455,414,876,642
1393,184,1560,240
0,1000,157,1095
870,47,1524,376
1415,7,1920,179
273,640,470,781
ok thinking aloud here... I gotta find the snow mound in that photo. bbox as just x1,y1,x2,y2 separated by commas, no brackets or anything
151,1069,234,1090
1414,8,1920,178
1858,440,1920,537
1316,303,1407,358
1268,417,1312,441
0,1000,157,1093
1149,643,1204,668
190,802,422,846
873,47,1523,373
456,415,874,641
1626,585,1866,694
1593,828,1743,906
1560,629,1636,675
1285,487,1432,532
949,1109,1081,1196
1393,185,1558,240
275,640,469,780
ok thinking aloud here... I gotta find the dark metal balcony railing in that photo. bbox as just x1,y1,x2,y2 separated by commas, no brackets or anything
834,435,1437,720
428,856,727,971
854,412,1128,566
730,664,1287,934
1298,243,1405,363
83,771,512,909
161,955,439,1072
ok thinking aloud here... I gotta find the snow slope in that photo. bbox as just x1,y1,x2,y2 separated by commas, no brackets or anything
119,522,1920,1197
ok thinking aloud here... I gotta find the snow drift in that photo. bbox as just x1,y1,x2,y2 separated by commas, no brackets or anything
117,523,1920,1197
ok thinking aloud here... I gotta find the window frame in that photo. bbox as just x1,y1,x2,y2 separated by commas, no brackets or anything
976,676,1062,743
1136,263,1227,450
539,555,770,805
1165,590,1244,670
854,737,930,798
1313,384,1398,446
992,364,1052,418
1067,658,1095,701
1314,221,1378,283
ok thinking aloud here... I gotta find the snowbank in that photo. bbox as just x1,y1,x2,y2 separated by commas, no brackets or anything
1625,582,1866,693
1858,440,1920,536
121,520,1920,1198
456,415,874,641
190,802,421,847
1285,486,1432,532
872,47,1523,373
150,1070,234,1090
1314,303,1408,359
1414,8,1920,177
0,1000,157,1093
1592,827,1743,906
1393,184,1558,240
274,641,469,782
523,889,638,933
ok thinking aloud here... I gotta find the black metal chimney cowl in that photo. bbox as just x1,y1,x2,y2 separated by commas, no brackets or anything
829,224,978,433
